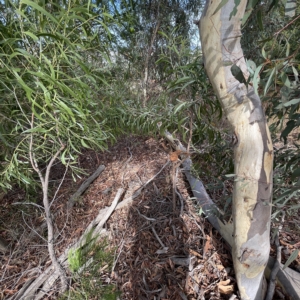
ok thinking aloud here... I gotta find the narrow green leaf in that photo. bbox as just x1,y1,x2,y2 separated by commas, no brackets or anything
262,46,267,59
288,203,300,210
257,9,263,31
20,174,31,184
81,139,90,148
281,72,291,88
12,68,33,98
292,66,299,82
21,0,59,24
243,0,260,24
56,101,75,122
61,149,67,165
23,127,49,133
286,42,290,57
246,59,256,75
253,65,263,95
283,98,300,107
158,31,169,38
283,249,299,270
24,31,39,42
213,0,229,15
180,80,195,91
264,68,275,95
174,102,187,114
175,76,191,84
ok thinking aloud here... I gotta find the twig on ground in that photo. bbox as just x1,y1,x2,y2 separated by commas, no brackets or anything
27,165,105,241
175,189,184,216
151,226,166,249
12,202,44,210
94,188,124,233
68,164,105,210
171,161,180,213
164,131,223,231
135,207,156,222
111,239,125,273
21,210,47,242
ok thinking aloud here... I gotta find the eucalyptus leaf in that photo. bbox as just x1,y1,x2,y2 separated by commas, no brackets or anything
283,249,299,270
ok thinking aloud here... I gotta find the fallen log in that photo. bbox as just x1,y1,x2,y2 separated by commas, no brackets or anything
164,131,300,300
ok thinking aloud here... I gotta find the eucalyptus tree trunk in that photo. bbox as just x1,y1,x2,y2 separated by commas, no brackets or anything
199,1,273,299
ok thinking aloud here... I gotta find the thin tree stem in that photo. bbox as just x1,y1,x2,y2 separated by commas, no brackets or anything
29,113,67,292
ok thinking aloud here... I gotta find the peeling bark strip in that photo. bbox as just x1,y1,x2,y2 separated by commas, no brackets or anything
199,1,273,300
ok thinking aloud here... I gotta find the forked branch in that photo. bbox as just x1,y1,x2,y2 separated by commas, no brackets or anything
29,114,68,293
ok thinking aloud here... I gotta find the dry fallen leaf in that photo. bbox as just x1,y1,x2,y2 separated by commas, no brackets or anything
189,249,203,258
203,235,214,257
169,151,180,162
218,279,234,294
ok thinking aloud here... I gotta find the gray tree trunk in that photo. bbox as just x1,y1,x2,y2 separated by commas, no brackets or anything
199,1,273,299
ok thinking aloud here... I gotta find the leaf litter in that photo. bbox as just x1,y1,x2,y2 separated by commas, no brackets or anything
1,135,298,299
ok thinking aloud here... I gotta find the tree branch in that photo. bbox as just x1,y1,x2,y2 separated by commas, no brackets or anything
29,113,67,293
265,233,282,300
67,164,105,210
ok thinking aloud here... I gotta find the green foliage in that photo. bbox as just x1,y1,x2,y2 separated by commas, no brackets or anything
68,248,82,273
241,0,300,216
0,0,226,196
0,0,115,190
61,236,119,300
